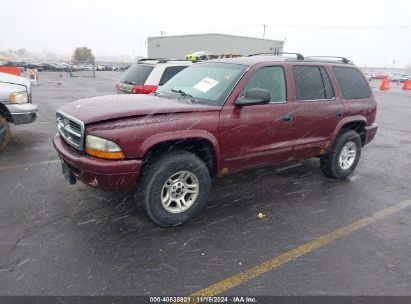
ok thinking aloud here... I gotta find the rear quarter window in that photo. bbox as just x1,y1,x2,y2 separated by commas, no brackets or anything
159,66,188,86
333,67,371,99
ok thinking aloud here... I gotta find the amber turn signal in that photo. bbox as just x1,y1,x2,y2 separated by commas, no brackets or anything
85,147,125,160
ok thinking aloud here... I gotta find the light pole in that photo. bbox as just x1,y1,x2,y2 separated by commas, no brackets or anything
262,24,266,39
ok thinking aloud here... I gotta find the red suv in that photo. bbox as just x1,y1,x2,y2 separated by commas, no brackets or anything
53,54,378,227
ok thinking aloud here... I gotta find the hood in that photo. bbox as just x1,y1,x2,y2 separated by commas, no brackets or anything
59,94,221,124
0,72,30,87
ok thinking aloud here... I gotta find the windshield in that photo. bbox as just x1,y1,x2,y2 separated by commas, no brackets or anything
156,63,247,106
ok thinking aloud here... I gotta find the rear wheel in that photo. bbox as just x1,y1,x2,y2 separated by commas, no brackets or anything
320,130,362,179
136,150,211,227
0,114,11,152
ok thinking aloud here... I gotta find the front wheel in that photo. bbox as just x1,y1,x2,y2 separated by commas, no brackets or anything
0,114,11,152
320,130,362,179
136,150,211,227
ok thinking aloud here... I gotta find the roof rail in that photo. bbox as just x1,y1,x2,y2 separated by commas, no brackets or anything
156,59,197,63
137,58,167,62
305,56,352,64
248,52,304,60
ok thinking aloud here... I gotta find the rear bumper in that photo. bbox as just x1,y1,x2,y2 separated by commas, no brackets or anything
6,103,38,125
364,124,378,145
53,134,142,191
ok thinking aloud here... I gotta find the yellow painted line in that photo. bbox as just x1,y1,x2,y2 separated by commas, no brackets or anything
0,159,60,171
190,199,411,297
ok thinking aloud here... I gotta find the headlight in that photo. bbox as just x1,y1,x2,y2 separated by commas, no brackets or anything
10,92,28,104
85,135,125,160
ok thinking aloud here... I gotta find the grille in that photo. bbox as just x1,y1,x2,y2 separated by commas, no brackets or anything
69,120,81,133
56,111,85,151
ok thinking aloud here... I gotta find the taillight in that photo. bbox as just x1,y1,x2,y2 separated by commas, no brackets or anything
132,85,158,94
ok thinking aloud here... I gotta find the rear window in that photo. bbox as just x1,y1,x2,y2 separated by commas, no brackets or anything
159,66,188,86
293,65,334,101
333,67,371,99
119,63,154,85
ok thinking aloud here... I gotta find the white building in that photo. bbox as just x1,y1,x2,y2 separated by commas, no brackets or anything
147,33,284,59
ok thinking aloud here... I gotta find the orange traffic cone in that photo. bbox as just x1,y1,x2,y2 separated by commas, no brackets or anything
379,79,390,91
402,80,411,90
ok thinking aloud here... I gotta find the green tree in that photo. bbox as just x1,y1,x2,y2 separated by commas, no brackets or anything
72,47,94,62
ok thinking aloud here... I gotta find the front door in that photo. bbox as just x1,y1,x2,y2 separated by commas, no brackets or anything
220,66,295,172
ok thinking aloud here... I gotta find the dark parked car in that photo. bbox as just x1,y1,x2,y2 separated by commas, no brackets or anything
41,63,65,72
53,54,378,227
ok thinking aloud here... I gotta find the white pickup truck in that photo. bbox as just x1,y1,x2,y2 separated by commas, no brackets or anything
0,72,38,151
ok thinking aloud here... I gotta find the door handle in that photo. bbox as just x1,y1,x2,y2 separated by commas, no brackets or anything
281,114,293,122
335,111,343,118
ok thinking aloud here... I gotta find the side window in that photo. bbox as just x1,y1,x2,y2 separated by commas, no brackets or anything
293,65,332,101
159,66,188,86
333,67,371,99
242,66,286,103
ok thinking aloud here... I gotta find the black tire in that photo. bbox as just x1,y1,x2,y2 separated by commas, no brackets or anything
320,130,362,179
0,114,11,152
136,150,211,227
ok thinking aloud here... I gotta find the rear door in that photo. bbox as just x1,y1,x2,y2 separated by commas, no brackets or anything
290,65,344,159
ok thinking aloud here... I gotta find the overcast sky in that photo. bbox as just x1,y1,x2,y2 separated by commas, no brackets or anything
1,0,411,67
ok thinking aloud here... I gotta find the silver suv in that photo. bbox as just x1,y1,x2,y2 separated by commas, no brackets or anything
0,72,38,151
116,59,192,94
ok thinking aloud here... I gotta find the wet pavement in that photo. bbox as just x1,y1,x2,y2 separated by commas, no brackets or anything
0,73,410,296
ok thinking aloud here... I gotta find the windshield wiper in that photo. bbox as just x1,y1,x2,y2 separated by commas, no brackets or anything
170,89,195,102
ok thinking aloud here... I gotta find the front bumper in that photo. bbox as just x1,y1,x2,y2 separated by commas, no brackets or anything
53,134,142,191
6,103,38,125
364,124,378,145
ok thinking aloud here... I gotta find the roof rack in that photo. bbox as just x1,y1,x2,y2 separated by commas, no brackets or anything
248,52,304,60
305,56,351,64
246,53,352,64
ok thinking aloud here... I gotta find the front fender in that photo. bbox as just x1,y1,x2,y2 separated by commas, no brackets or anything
138,130,222,171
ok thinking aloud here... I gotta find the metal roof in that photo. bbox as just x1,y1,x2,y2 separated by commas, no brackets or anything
147,33,284,43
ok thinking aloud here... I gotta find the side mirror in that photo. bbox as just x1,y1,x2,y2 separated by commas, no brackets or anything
235,88,271,106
